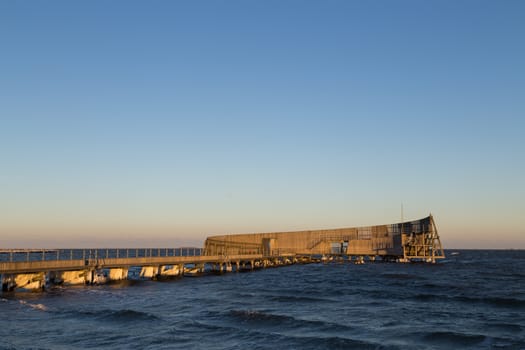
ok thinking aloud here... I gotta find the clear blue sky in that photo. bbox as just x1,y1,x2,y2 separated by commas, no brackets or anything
1,1,524,248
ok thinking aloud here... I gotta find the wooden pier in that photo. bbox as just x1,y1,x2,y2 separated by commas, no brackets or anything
0,215,445,291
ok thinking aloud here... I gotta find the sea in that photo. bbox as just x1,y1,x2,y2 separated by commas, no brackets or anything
1,250,524,350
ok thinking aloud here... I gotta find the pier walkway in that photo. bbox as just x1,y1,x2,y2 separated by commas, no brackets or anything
0,248,295,291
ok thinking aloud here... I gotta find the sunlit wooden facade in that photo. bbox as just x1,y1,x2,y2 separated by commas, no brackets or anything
204,215,445,262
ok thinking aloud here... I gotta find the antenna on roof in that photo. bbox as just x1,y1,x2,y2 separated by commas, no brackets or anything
401,203,404,234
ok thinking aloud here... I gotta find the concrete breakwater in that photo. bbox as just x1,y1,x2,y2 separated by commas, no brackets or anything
0,248,302,291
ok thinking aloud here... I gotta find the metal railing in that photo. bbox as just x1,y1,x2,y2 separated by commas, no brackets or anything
0,248,203,263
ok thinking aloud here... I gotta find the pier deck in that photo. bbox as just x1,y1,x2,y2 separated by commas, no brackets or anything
0,253,264,275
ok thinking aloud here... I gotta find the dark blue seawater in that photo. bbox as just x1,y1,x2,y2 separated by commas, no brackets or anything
1,250,524,349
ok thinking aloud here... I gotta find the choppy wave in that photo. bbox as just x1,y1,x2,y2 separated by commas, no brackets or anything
422,331,486,346
225,309,358,336
267,295,331,303
413,293,525,308
229,309,293,322
189,317,389,350
19,300,48,311
484,322,523,332
227,309,331,329
98,309,160,322
57,308,160,323
381,273,421,280
455,295,525,308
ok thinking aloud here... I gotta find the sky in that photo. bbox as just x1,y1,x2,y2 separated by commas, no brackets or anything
1,1,524,249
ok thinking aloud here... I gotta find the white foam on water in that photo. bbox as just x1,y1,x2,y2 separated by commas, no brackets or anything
19,300,48,311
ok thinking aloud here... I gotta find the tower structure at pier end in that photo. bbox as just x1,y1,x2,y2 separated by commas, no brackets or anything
204,215,445,263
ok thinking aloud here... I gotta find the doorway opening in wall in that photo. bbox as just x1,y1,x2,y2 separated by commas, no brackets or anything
331,242,348,254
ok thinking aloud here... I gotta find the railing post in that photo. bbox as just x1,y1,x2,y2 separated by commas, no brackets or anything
70,249,73,260
117,249,119,258
26,251,29,262
57,250,60,260
42,250,45,261
127,249,129,258
106,249,109,259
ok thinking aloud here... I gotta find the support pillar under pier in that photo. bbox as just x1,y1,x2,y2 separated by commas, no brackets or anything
160,265,181,277
50,270,89,285
140,266,160,279
2,274,16,291
183,263,204,276
2,272,46,291
85,269,107,284
197,263,205,273
108,268,129,281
